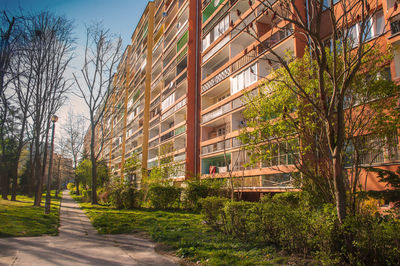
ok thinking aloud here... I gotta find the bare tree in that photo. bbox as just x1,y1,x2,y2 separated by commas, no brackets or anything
0,11,21,200
18,11,74,206
74,23,122,204
62,111,85,195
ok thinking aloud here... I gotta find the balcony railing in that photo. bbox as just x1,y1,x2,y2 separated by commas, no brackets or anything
161,98,186,120
150,117,160,128
202,139,231,155
174,152,186,162
149,138,159,148
202,66,230,93
161,130,174,142
201,24,293,95
202,102,231,123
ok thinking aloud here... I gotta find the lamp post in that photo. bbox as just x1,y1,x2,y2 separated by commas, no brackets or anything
45,115,58,214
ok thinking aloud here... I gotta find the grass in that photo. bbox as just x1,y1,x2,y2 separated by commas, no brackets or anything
0,191,62,237
73,196,291,265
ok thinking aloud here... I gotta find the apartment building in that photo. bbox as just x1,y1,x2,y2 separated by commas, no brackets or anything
199,0,400,199
146,0,201,180
85,0,400,197
199,0,305,199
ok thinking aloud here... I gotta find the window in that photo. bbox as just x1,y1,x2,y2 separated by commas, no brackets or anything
347,10,384,47
217,126,226,136
161,93,175,110
202,15,229,51
230,63,258,95
323,0,340,9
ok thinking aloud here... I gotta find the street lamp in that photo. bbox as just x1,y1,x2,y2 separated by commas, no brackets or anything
45,115,58,214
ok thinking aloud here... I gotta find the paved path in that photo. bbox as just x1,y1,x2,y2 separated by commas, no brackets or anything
0,191,178,266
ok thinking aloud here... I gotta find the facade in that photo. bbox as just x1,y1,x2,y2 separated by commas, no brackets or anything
84,0,400,197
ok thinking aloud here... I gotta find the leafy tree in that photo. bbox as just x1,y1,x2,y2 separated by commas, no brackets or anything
76,159,109,190
234,0,400,224
240,47,400,221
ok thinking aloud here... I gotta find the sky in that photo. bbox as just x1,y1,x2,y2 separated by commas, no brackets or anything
1,0,149,137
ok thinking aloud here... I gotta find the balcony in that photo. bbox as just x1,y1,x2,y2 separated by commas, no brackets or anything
201,139,231,155
201,24,293,95
202,102,231,124
161,98,186,121
261,173,293,188
201,153,230,175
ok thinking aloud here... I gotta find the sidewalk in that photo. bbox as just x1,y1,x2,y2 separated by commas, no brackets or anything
0,191,178,266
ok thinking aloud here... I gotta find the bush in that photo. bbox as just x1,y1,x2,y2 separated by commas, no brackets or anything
223,201,256,239
199,196,228,232
108,180,141,209
198,191,400,264
121,187,141,209
184,180,227,211
109,185,124,209
67,183,75,191
148,184,181,209
342,213,400,265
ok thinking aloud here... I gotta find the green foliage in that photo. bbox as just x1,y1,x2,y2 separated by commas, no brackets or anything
367,167,400,208
198,192,400,264
0,191,61,237
183,179,227,211
66,183,75,191
199,196,228,232
240,46,400,219
78,202,289,265
76,159,109,188
148,184,181,209
123,152,141,183
342,213,400,265
108,178,141,209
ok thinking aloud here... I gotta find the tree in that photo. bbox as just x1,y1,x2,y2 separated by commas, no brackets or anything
241,47,399,220
237,0,399,223
20,12,74,206
123,152,141,186
74,23,122,204
0,11,21,200
76,158,109,190
62,111,85,195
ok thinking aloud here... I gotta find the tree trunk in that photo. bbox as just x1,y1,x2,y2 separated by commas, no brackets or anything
91,155,98,204
11,166,18,201
333,153,347,223
55,159,61,198
1,170,9,200
75,179,80,195
90,122,98,204
33,143,43,206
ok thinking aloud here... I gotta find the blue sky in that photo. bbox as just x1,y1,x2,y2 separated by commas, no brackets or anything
1,0,148,47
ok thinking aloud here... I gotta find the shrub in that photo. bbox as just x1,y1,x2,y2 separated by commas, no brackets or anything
109,185,124,209
148,184,181,209
223,201,256,239
342,213,400,265
199,196,228,232
67,183,75,191
121,187,141,209
184,180,227,211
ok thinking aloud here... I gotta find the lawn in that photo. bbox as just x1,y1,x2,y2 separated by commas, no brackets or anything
0,191,61,237
75,197,293,265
